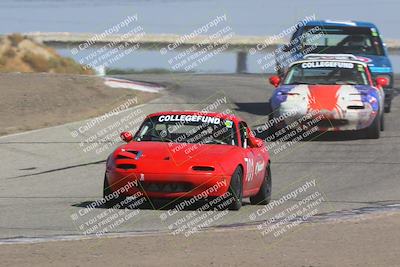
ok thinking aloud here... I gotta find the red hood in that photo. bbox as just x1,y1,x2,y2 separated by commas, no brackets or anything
307,85,341,112
116,141,237,166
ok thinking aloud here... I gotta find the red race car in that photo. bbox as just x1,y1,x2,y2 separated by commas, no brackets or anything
104,111,271,210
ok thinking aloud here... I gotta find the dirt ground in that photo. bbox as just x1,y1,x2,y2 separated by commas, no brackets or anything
0,73,158,136
1,212,399,267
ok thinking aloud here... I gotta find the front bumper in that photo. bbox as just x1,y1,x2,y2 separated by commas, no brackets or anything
106,169,230,199
276,105,378,131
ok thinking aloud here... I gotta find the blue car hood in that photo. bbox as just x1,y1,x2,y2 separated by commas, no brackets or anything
357,55,393,74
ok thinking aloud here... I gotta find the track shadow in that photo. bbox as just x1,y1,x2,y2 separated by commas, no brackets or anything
72,197,251,211
252,124,369,142
310,130,367,141
234,102,271,116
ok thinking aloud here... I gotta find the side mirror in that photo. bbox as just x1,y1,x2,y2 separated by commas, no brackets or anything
269,75,281,88
282,44,291,52
376,77,389,88
249,137,264,148
247,129,264,148
120,131,133,143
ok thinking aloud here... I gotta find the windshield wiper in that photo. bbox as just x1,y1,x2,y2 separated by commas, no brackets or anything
288,82,316,85
202,139,227,145
138,134,173,142
333,81,358,85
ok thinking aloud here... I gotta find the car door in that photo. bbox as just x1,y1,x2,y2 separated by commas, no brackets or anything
239,122,265,191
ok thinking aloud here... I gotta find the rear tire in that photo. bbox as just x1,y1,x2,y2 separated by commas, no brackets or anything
227,167,243,211
250,165,272,205
103,174,125,208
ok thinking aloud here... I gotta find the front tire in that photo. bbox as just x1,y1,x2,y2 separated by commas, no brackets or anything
103,174,125,208
227,167,243,210
267,106,278,138
384,98,392,113
364,112,381,139
250,165,272,205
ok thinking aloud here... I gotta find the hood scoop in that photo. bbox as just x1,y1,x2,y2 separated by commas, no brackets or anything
117,149,142,160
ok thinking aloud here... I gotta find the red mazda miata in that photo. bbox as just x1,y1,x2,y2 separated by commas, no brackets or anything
104,111,271,210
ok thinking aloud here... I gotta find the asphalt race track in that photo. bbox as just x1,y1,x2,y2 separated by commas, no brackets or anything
1,73,400,241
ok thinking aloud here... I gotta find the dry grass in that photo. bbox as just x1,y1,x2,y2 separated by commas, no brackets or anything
22,52,50,72
8,33,25,46
0,34,93,74
3,48,16,58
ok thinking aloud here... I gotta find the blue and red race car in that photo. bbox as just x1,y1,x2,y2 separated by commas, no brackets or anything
269,54,388,139
276,20,394,112
104,111,271,210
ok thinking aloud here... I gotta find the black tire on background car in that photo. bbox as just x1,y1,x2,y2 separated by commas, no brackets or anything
227,167,243,210
364,112,381,139
384,98,392,113
250,164,272,205
267,105,278,137
384,103,391,113
103,174,125,208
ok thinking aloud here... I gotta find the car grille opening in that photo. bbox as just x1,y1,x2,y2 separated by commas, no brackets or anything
347,105,365,110
141,182,193,193
192,166,215,171
315,119,349,128
116,164,137,170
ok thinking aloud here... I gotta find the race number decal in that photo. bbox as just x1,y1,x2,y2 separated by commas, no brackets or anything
255,160,265,176
244,157,254,182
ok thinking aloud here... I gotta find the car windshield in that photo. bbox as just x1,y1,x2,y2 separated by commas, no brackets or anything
284,61,369,85
134,114,238,145
301,26,384,56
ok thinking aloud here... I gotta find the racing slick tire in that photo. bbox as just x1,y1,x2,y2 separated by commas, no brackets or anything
267,106,278,138
380,113,385,131
364,112,381,139
384,96,392,113
384,103,391,113
227,167,243,211
103,174,126,208
250,164,272,205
